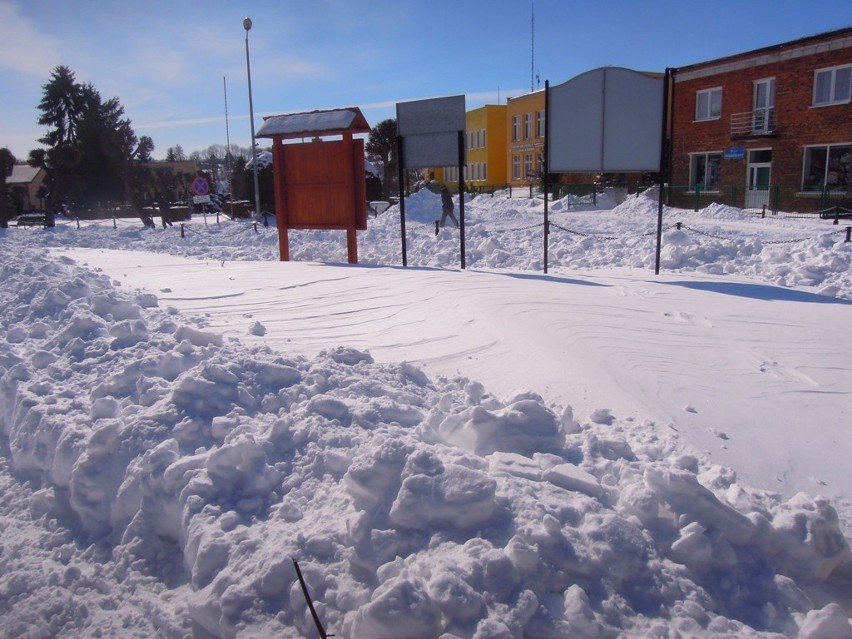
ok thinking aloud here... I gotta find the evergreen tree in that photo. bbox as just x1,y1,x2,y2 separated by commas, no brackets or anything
134,136,154,162
166,145,186,162
32,65,148,211
365,118,398,200
37,66,83,148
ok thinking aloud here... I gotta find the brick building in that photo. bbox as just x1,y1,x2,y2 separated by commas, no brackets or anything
670,27,852,212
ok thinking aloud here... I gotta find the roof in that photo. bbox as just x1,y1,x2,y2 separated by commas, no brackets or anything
256,107,370,140
8,165,43,185
673,26,852,75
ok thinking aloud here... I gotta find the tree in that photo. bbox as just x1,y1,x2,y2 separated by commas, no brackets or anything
365,118,398,200
134,136,154,162
28,145,81,218
75,84,137,205
32,65,148,211
166,145,186,162
37,66,83,148
0,147,15,228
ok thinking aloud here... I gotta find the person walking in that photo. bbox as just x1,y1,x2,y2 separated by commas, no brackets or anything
158,195,173,228
439,185,459,228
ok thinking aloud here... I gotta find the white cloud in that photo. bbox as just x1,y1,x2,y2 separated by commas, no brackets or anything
0,3,61,76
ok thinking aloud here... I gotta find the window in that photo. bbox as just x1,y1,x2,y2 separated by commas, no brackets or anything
802,144,851,191
689,152,722,190
524,154,533,179
481,129,487,148
512,155,520,180
524,113,533,139
813,65,852,106
696,87,722,121
482,162,487,182
536,110,545,138
467,132,473,149
512,116,520,141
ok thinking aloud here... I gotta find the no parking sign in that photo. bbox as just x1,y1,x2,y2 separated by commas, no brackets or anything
192,176,211,204
192,176,210,196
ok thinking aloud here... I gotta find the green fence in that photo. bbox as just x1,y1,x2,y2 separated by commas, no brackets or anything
665,184,852,216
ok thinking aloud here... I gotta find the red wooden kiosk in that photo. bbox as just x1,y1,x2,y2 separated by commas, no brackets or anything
255,108,371,263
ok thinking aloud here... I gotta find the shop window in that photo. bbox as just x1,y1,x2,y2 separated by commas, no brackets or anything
803,145,851,191
690,152,722,190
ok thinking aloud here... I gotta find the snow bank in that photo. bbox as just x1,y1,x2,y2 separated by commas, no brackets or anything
6,188,850,300
1,246,850,638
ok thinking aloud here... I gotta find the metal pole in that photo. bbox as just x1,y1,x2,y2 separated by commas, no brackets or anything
654,68,672,275
244,17,261,220
458,130,466,269
543,80,550,274
397,135,407,266
224,76,234,218
292,560,329,639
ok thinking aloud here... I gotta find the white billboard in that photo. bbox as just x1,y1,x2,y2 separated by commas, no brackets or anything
396,95,466,169
548,67,664,173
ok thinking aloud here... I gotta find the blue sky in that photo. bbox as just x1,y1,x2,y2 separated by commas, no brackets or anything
1,0,849,160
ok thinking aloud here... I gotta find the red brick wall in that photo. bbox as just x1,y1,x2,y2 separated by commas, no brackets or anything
670,29,852,206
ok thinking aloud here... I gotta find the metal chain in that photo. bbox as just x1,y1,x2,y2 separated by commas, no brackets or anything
489,222,545,233
680,224,819,245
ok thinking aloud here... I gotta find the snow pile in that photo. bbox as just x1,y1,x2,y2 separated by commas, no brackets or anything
1,246,851,638
13,188,851,300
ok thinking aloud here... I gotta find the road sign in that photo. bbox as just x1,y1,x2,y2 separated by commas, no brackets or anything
193,195,211,204
191,176,210,196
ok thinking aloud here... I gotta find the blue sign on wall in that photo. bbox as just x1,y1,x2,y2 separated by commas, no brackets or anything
724,146,745,160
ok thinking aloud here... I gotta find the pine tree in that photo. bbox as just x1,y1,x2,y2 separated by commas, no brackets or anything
365,118,398,200
37,66,83,148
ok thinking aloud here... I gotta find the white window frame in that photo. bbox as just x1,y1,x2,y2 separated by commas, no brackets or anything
695,87,722,121
536,110,545,138
813,64,852,107
511,116,520,141
524,113,533,139
512,155,520,180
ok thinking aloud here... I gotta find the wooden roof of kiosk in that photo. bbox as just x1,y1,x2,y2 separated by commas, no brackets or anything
256,107,370,140
256,107,371,263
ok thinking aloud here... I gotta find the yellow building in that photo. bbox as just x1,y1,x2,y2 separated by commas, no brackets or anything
465,104,508,189
429,104,507,191
506,89,545,188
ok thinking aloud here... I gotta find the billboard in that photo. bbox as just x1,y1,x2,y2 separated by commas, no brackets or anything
396,95,466,168
548,67,664,173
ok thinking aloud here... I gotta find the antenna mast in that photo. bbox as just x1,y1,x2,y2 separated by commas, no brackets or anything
530,2,535,92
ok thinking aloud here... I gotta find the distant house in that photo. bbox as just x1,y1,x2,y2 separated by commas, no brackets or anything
669,27,852,212
8,164,46,212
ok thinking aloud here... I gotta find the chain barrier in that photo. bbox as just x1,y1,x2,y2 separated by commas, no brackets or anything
548,221,629,241
182,221,258,240
488,221,545,234
678,223,826,245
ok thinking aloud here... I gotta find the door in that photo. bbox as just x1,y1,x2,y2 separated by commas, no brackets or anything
746,150,772,209
753,78,775,134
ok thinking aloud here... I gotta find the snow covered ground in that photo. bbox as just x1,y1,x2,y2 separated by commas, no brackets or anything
1,189,850,638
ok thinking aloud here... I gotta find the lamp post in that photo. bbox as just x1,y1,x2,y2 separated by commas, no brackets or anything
244,17,261,220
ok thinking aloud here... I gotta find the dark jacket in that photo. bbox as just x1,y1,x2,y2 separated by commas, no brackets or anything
441,188,453,211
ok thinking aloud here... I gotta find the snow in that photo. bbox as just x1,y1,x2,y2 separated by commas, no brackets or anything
1,188,851,638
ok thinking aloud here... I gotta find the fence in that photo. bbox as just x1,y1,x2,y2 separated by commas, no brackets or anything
665,184,852,216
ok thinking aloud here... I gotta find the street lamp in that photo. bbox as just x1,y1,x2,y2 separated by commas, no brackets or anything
244,17,261,220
